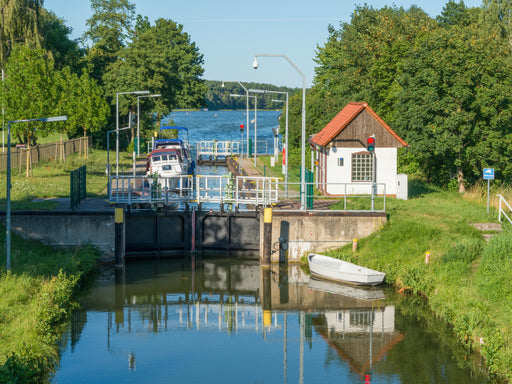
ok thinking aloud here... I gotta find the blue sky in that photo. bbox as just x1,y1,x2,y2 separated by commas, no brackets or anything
44,0,483,88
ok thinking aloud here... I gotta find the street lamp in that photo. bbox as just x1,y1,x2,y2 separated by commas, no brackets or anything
137,94,161,156
223,81,249,158
6,115,68,271
249,88,289,195
231,93,257,166
253,54,307,210
116,90,149,176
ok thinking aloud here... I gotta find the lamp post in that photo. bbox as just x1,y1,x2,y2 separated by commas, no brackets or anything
223,81,249,158
137,94,161,156
231,93,257,166
116,90,149,176
253,54,307,210
249,88,289,195
6,115,68,271
107,126,132,198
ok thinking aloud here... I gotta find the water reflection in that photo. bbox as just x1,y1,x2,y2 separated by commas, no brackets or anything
54,257,487,384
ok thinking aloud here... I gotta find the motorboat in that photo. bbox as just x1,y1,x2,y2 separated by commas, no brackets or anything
308,253,385,286
146,126,195,188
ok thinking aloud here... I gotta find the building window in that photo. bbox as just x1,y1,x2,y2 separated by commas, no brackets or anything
352,153,373,182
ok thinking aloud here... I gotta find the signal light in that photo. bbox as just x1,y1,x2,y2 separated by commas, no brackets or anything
240,124,244,132
366,135,375,152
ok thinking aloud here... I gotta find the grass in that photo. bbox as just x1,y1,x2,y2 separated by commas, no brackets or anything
0,148,111,381
311,179,512,382
0,149,134,209
0,231,100,382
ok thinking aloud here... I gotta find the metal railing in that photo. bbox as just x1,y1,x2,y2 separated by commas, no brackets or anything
108,175,194,207
275,182,386,212
196,141,241,159
108,174,280,210
497,194,512,224
195,175,279,208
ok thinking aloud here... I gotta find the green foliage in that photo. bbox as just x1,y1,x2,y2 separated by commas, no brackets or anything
0,0,43,66
291,2,512,190
104,17,207,113
204,80,299,111
40,9,85,72
475,231,512,305
3,46,56,144
0,237,100,382
322,188,512,380
441,238,482,264
83,0,135,83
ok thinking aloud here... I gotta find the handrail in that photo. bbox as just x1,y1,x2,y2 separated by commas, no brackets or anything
109,175,386,213
497,194,512,225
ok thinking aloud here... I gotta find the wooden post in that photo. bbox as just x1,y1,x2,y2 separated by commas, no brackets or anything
261,207,273,267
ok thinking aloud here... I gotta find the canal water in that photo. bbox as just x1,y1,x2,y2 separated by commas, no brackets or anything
53,111,489,382
52,257,489,384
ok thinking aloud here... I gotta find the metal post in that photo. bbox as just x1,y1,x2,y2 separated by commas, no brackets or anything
253,54,306,209
6,121,11,270
487,179,490,214
137,97,140,156
2,69,4,153
371,151,376,211
254,96,258,167
116,93,119,176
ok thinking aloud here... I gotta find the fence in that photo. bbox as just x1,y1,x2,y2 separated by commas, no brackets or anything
0,137,90,173
70,165,87,209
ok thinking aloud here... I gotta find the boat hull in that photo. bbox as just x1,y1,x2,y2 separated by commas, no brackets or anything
308,253,385,286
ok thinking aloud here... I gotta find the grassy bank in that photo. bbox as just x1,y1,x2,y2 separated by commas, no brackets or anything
314,181,512,382
0,231,100,383
0,149,133,210
0,148,110,381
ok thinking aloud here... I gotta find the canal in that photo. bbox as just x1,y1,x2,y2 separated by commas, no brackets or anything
52,257,489,384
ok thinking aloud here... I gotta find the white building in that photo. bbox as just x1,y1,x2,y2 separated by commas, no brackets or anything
310,102,407,196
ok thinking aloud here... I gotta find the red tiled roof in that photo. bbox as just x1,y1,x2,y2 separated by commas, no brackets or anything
310,102,408,147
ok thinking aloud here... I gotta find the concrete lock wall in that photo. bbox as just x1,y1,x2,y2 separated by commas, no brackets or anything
7,212,115,261
261,211,387,263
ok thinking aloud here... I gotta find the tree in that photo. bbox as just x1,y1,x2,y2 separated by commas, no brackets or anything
40,9,84,72
83,0,135,83
56,67,109,140
3,45,56,144
396,18,512,190
0,0,43,66
103,17,207,142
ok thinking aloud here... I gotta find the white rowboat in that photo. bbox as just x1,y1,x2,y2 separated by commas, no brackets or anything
308,253,385,286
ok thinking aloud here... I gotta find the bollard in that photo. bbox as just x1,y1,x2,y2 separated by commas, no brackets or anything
352,238,358,252
261,208,273,267
114,207,125,268
425,251,431,264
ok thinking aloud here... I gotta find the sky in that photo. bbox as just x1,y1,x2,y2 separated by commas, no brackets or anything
44,0,484,88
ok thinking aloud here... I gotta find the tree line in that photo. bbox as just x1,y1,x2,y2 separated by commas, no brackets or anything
0,0,207,151
285,0,512,191
204,81,299,110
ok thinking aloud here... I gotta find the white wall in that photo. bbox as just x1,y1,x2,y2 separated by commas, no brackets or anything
322,147,397,195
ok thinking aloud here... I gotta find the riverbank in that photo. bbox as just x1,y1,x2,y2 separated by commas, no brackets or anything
0,233,100,383
311,183,512,382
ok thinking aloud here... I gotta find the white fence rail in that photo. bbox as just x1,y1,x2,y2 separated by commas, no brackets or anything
109,175,386,212
196,141,241,159
497,194,512,225
108,174,280,210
